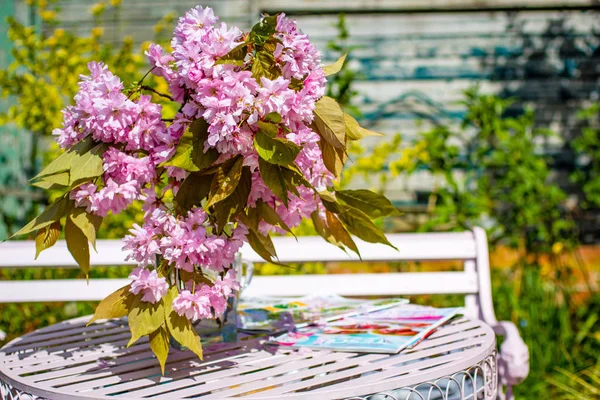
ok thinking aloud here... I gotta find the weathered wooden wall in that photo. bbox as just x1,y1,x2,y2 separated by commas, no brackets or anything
2,0,600,237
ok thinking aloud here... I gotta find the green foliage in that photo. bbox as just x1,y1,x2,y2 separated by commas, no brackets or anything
571,104,600,208
391,88,575,255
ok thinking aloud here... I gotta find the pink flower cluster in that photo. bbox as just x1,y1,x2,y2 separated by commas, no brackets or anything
171,270,240,321
53,6,335,317
128,267,168,304
123,207,247,273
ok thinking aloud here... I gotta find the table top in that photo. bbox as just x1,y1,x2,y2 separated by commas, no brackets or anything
0,316,496,400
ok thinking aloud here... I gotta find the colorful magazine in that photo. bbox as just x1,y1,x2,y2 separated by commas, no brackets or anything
272,305,463,354
238,294,408,331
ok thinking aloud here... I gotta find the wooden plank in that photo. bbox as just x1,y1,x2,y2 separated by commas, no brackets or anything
243,271,479,297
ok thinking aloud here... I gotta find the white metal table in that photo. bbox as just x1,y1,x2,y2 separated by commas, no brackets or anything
0,316,497,400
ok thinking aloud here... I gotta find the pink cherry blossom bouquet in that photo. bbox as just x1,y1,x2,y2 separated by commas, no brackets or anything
14,5,399,371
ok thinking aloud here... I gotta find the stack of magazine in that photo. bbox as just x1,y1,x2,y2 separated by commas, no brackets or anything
238,295,462,354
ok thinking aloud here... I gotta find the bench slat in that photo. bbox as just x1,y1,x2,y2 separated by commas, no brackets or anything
0,272,478,302
0,232,476,268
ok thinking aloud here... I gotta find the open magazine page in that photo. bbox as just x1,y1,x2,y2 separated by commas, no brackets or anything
238,294,408,331
272,305,463,354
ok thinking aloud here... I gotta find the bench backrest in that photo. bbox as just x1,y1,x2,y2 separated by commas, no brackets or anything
0,227,497,323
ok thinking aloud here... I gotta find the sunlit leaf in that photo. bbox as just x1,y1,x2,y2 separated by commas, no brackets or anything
256,200,294,236
313,96,346,149
32,137,94,182
323,53,347,76
128,295,165,347
165,287,203,360
65,215,91,277
336,189,400,218
258,158,288,206
149,325,170,375
12,197,70,237
339,205,397,250
344,113,384,141
254,130,301,166
213,166,252,231
35,220,61,259
70,207,103,251
319,139,344,178
252,51,279,82
69,142,109,186
87,285,134,326
264,112,282,124
161,119,218,172
206,156,244,209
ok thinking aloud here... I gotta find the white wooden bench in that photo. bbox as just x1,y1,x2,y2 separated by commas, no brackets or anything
0,227,528,399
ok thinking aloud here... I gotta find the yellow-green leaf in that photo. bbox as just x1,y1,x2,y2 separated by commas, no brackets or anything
128,296,166,347
246,228,281,265
325,210,360,257
70,207,102,251
254,130,301,166
319,139,344,178
149,325,170,375
87,285,134,326
344,113,384,141
206,156,244,209
12,197,70,237
338,205,398,250
32,137,94,182
35,221,61,259
323,53,347,76
258,158,288,206
65,215,91,277
69,142,109,186
164,287,203,359
313,96,346,149
336,189,401,218
256,200,294,236
162,119,218,172
213,166,251,232
32,171,70,188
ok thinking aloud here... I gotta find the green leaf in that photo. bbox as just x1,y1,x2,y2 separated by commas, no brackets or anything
323,53,347,76
69,142,109,186
264,112,282,124
206,156,244,209
65,215,91,277
325,210,360,257
70,207,102,251
246,228,282,265
149,325,170,375
318,191,341,214
252,51,279,82
258,158,288,206
256,200,294,236
128,295,165,347
87,285,134,326
344,113,384,141
162,119,218,172
32,171,70,188
254,130,301,166
165,287,203,360
249,14,278,46
338,205,398,250
35,220,61,259
257,121,279,137
313,96,346,149
336,189,400,218
215,42,248,66
175,172,213,212
12,197,70,237
32,137,94,182
213,166,252,232
312,210,359,257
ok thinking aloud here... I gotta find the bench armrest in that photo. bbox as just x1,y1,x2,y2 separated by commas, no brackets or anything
491,320,530,387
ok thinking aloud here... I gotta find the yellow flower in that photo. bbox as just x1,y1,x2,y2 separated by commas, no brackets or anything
54,28,65,38
110,0,122,6
40,10,56,21
90,2,106,16
91,27,104,38
552,242,564,255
